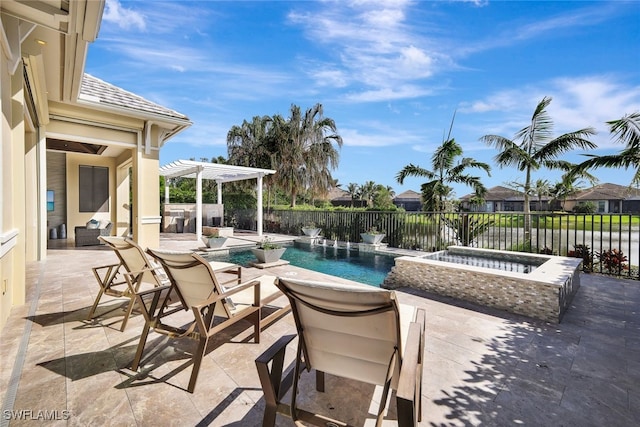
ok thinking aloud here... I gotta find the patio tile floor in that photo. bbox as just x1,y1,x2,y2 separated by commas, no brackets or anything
1,234,639,426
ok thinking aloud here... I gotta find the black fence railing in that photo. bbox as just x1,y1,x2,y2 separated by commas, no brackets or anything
232,209,640,280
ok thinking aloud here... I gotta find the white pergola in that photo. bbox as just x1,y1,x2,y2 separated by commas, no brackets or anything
159,160,276,241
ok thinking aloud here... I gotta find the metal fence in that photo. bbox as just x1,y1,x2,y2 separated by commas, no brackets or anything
232,209,640,280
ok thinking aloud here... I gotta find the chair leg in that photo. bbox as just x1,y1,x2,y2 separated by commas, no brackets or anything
87,289,105,320
119,294,137,332
188,336,209,393
131,323,151,371
315,370,325,392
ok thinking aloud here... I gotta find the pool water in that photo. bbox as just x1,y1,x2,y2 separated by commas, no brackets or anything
424,251,544,273
206,244,396,286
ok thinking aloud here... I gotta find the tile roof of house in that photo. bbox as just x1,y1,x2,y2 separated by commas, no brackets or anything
394,189,421,200
574,183,640,200
79,74,190,122
460,185,523,201
327,187,351,201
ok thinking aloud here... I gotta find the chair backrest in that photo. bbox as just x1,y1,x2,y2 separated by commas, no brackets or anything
99,236,159,286
146,248,229,318
276,277,402,387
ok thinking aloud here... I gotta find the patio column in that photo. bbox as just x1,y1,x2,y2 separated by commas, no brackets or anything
257,173,264,236
217,180,222,204
196,166,203,242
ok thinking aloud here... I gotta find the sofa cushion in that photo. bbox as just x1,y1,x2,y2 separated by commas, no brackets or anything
86,219,100,229
98,220,111,230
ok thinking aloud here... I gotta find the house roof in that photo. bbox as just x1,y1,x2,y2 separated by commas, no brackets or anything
574,183,640,201
394,190,421,201
327,187,352,201
78,74,191,123
460,186,523,201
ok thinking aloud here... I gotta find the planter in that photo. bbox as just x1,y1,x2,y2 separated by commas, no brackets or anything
361,233,385,245
301,227,322,238
251,247,286,263
201,236,228,249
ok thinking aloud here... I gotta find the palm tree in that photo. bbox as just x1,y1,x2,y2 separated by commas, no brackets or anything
346,183,360,208
359,181,376,207
533,179,551,211
571,112,640,187
481,96,596,241
227,115,273,169
551,175,586,211
273,103,343,207
396,138,491,212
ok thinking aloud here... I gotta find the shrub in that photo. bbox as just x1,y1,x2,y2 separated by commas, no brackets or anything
596,248,628,274
573,201,596,214
567,244,593,272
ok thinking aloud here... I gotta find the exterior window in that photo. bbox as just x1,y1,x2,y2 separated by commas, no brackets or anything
79,165,109,212
598,201,606,213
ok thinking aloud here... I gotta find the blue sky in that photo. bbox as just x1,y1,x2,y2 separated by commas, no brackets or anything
86,0,640,198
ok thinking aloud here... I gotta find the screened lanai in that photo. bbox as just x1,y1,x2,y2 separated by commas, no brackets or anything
159,160,276,241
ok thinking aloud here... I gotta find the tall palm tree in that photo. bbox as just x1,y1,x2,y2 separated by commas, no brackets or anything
227,115,279,207
273,103,343,207
396,138,491,212
571,112,640,186
481,96,596,240
227,115,273,169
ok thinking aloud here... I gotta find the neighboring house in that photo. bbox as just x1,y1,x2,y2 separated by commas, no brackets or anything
459,185,556,212
1,1,191,328
566,183,640,213
328,187,366,208
460,183,640,214
393,190,422,211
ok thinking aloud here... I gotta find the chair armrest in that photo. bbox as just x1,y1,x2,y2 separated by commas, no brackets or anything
255,334,297,405
193,278,261,312
397,307,426,427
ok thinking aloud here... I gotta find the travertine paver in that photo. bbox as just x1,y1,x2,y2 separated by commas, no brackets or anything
0,235,638,426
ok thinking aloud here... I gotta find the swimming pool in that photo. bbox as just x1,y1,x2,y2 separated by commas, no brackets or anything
204,243,397,286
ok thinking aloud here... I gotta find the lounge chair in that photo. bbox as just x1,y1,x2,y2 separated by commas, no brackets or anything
136,248,289,393
256,277,426,427
88,236,168,331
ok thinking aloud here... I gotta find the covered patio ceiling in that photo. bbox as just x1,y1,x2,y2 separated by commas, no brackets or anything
159,160,276,239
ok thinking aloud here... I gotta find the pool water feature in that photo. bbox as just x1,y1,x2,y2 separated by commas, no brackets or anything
205,243,396,286
384,246,582,323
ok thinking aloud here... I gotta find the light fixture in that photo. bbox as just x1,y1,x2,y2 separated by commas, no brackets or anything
36,39,46,46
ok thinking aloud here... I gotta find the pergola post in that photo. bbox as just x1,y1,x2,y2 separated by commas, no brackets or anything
164,180,170,204
217,180,222,204
196,166,203,241
257,173,264,236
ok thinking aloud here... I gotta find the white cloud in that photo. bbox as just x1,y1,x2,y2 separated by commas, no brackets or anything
461,75,640,149
339,124,422,147
287,1,446,102
103,0,146,31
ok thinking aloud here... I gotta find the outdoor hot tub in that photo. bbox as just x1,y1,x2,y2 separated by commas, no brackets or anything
383,246,582,323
